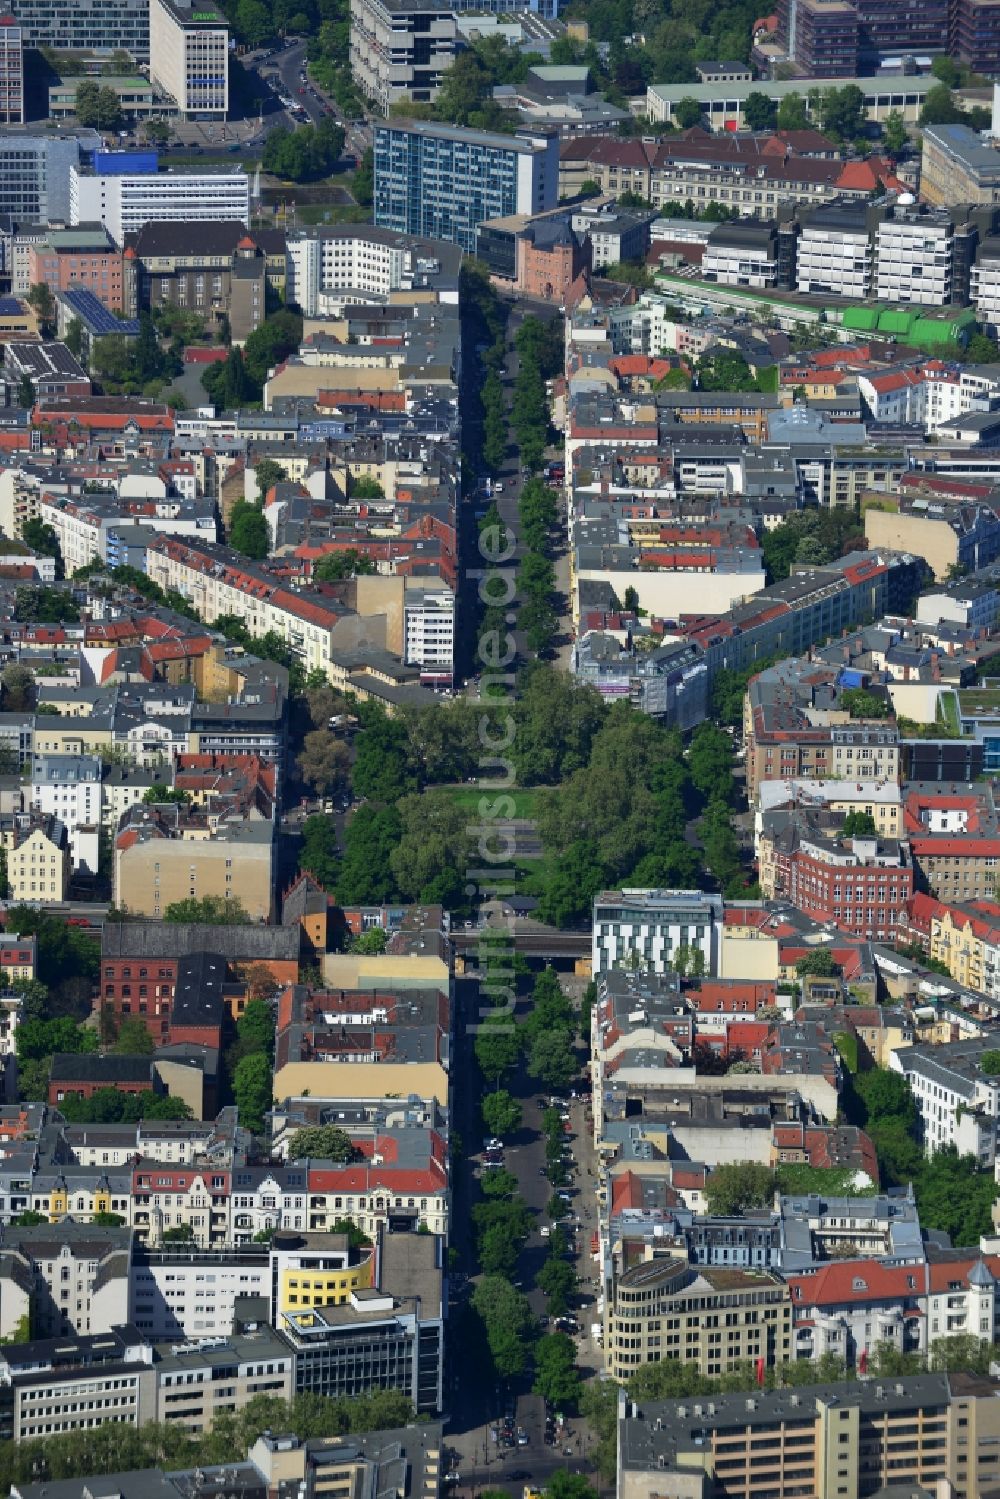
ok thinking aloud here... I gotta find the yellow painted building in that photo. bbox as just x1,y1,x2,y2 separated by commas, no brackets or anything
928,905,998,993
278,1252,374,1315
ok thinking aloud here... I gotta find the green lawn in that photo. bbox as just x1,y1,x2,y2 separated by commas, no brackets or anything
958,689,1000,714
434,784,540,819
936,690,961,734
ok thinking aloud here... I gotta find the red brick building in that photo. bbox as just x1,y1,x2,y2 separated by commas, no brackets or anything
767,825,914,942
49,1054,154,1106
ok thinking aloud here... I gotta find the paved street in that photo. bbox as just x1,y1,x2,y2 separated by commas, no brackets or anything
445,973,604,1496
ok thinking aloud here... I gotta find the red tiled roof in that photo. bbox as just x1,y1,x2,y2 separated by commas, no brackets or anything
788,1260,925,1307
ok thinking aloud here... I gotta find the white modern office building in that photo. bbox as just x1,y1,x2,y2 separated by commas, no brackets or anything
591,888,725,977
875,208,954,306
403,588,455,686
285,224,460,316
149,0,229,119
69,165,249,243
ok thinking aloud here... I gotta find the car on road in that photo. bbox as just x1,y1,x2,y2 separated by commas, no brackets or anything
516,1430,529,1447
540,1225,550,1237
494,481,504,493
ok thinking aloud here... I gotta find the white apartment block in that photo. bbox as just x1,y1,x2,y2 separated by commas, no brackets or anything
701,238,777,290
30,754,102,874
591,888,724,977
38,496,113,576
70,166,249,243
972,242,1000,333
149,0,229,119
796,220,872,299
403,589,454,683
890,1043,1000,1164
875,214,953,306
38,494,218,576
286,226,460,317
132,1257,269,1339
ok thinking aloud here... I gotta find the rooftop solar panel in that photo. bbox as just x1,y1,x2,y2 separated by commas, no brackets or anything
0,296,23,315
63,286,140,336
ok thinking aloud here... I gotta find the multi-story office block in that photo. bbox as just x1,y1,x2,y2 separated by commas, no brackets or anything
0,132,89,222
591,888,724,978
351,0,460,112
875,203,956,306
285,224,461,317
619,1375,1000,1499
973,234,1000,329
373,120,558,253
351,0,558,112
702,221,782,289
9,0,149,55
796,200,874,298
776,0,859,74
70,164,250,243
858,0,947,55
951,0,1000,78
149,0,228,119
604,1255,792,1381
0,15,24,124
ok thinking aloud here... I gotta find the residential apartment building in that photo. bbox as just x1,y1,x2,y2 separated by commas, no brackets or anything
890,1034,1000,1161
373,120,559,254
865,496,1000,582
148,0,229,119
744,659,901,803
70,165,250,244
29,754,101,874
603,1253,792,1380
0,15,24,125
272,981,450,1108
901,782,1000,902
28,228,123,312
788,1253,1000,1367
591,889,724,978
618,1374,1000,1499
113,801,274,922
402,589,454,686
0,1222,132,1340
922,894,1000,999
3,814,70,902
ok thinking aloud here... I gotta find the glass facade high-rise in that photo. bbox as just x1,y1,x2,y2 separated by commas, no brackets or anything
373,120,558,254
8,0,149,56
